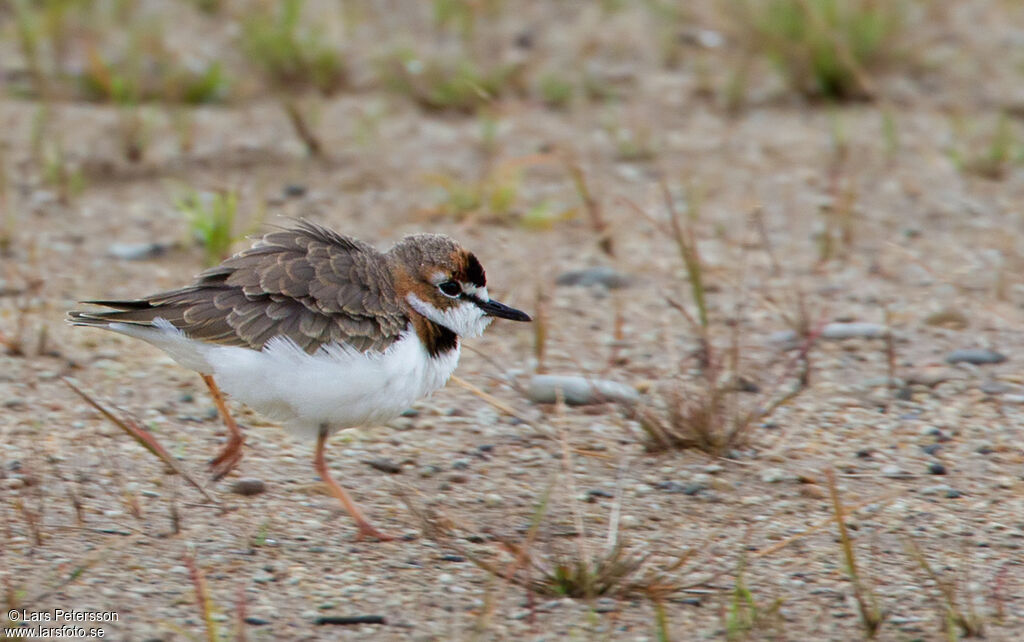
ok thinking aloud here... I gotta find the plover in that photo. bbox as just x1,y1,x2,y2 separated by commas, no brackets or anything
69,221,531,540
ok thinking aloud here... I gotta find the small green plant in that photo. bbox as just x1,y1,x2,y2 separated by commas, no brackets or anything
240,0,347,95
732,0,907,99
537,72,574,109
427,162,521,221
380,49,525,113
904,537,985,639
950,113,1021,180
174,189,239,266
240,0,347,156
725,556,785,640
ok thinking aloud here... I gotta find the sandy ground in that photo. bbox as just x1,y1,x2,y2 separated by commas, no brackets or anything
3,2,1024,640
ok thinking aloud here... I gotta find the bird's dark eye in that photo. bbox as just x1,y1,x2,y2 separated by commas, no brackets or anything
439,281,461,297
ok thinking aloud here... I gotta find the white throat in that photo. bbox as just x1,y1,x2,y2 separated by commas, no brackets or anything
406,293,492,338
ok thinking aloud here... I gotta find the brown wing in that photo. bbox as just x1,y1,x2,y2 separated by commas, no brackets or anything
70,221,409,353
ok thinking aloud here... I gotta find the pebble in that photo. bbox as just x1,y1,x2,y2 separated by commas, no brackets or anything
820,322,889,340
107,242,170,261
768,330,799,349
905,368,956,387
928,462,947,475
923,308,969,329
527,375,639,405
3,398,25,409
230,479,267,496
881,464,905,478
760,468,794,483
363,459,402,474
946,349,1006,365
555,266,633,289
979,381,1011,394
658,481,706,495
484,493,503,507
920,484,953,496
283,184,308,198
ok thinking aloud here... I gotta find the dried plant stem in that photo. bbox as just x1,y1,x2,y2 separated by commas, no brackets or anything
826,469,884,637
283,98,322,157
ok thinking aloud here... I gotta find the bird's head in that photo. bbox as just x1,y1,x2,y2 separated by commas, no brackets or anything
388,234,531,339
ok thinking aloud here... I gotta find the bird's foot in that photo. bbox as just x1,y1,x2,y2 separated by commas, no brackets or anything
209,434,245,481
355,521,396,542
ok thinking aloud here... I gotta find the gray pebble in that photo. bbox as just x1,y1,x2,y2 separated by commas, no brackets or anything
3,398,26,409
881,464,905,478
979,381,1010,395
760,468,794,483
821,322,889,340
107,242,169,261
555,266,633,289
231,478,267,496
527,375,639,405
768,330,799,349
946,349,1007,365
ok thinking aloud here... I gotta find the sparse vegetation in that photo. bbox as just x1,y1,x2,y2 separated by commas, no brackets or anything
3,1,1024,639
950,112,1022,180
174,188,240,266
380,49,526,113
731,0,908,100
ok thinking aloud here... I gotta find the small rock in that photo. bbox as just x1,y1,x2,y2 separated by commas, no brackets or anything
821,322,889,340
555,266,633,289
231,479,267,496
418,465,441,478
946,349,1006,365
979,381,1010,395
586,489,614,502
945,489,963,499
658,481,706,495
244,617,271,626
363,459,402,474
905,368,956,387
760,468,793,483
881,464,905,478
3,398,26,409
928,462,947,475
527,375,639,405
921,444,942,456
1005,394,1024,404
593,598,618,613
107,242,169,261
283,184,308,198
451,459,470,470
923,308,968,330
484,493,503,507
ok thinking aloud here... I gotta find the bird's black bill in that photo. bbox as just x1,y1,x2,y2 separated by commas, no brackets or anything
474,298,532,322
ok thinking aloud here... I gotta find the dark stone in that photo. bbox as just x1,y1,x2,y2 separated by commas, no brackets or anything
315,615,387,626
230,479,267,496
928,462,947,475
363,459,402,474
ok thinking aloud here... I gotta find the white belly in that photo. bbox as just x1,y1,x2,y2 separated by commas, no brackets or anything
108,319,460,438
209,329,460,437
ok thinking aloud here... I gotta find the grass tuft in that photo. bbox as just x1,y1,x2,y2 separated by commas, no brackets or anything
380,49,525,114
731,0,907,100
174,188,239,266
239,0,347,95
